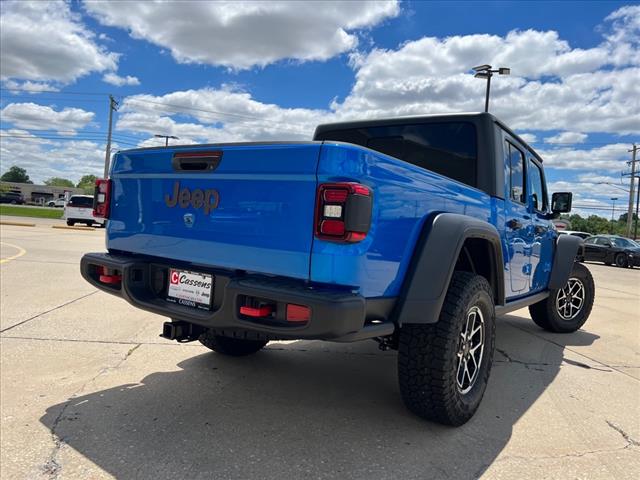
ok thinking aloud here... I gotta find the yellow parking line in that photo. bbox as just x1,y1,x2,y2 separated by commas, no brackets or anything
0,242,26,264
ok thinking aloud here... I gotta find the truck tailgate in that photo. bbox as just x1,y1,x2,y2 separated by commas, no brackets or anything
107,143,321,280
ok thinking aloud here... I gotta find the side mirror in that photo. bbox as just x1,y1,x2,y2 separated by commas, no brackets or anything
551,192,572,213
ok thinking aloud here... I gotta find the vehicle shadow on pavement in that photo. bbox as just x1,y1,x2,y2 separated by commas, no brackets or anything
40,315,599,480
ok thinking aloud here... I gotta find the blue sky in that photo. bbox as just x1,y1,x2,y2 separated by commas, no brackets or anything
1,0,638,218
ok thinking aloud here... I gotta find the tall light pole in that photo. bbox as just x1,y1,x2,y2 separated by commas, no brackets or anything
154,134,179,147
472,65,510,112
610,197,618,233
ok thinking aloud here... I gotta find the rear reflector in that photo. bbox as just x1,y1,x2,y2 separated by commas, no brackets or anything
286,304,311,322
315,182,372,243
97,266,121,284
240,305,273,318
93,178,111,219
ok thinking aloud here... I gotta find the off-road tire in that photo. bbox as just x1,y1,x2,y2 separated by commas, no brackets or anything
66,220,75,226
199,330,268,356
398,271,495,426
615,253,628,268
529,262,594,333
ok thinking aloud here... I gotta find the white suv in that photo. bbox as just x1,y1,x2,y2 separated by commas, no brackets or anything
63,195,105,227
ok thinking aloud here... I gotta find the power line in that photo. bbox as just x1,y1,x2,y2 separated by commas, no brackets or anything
0,95,107,104
0,128,142,140
0,88,108,96
124,97,271,122
0,134,138,147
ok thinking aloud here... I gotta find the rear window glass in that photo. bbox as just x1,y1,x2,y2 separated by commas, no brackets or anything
316,122,477,187
68,196,93,207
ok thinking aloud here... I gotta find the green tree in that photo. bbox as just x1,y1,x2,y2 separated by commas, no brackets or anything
44,177,75,188
0,166,33,184
617,212,638,223
77,175,98,194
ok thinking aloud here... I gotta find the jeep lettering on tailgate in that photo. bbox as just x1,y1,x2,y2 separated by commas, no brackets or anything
165,181,220,214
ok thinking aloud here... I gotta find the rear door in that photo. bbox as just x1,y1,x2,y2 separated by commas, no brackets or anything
527,157,553,293
583,237,601,261
503,139,533,296
107,143,321,280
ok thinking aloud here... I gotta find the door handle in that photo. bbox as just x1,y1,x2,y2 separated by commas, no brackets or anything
507,219,523,230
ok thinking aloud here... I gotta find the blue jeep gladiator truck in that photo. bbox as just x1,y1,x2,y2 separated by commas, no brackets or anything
81,112,594,425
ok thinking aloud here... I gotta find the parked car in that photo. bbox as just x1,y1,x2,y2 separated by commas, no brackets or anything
80,112,593,426
582,235,640,268
63,195,105,227
47,198,66,208
558,230,591,239
0,191,25,204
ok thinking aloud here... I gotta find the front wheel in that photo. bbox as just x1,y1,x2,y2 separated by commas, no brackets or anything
199,330,268,356
529,262,595,333
398,272,495,426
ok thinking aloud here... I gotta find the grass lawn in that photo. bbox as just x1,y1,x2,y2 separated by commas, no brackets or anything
0,205,63,219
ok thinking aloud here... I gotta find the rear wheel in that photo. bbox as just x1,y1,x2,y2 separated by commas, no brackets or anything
199,330,268,356
66,220,75,226
529,262,594,333
398,271,495,426
615,253,628,268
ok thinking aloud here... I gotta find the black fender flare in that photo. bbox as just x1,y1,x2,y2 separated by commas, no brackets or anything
394,213,505,325
548,234,583,289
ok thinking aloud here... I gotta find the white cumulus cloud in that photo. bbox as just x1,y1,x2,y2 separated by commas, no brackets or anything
544,132,588,144
102,72,140,86
84,0,400,70
0,0,118,83
1,102,95,133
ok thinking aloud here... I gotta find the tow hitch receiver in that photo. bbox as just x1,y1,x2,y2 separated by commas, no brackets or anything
161,321,205,343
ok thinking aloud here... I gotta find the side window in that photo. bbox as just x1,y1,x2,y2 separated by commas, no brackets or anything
584,237,596,244
595,237,610,246
505,141,525,203
528,159,547,212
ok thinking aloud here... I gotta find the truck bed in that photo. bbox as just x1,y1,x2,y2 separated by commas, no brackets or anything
106,141,494,298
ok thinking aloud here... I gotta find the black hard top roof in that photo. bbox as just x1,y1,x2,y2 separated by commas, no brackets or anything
314,112,543,163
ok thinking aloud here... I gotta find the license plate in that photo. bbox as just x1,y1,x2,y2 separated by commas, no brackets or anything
166,269,214,310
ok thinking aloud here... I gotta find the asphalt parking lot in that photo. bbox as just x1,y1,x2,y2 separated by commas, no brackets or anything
1,217,639,480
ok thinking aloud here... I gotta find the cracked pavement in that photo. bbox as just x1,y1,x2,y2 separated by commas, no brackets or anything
1,218,639,479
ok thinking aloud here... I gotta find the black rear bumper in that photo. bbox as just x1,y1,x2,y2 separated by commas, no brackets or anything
80,252,395,341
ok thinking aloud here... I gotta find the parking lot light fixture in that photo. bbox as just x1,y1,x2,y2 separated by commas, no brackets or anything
472,64,511,112
154,134,179,147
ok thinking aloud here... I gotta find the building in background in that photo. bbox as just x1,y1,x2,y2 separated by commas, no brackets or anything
0,181,84,205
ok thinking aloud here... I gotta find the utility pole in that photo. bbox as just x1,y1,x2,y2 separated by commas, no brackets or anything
103,95,118,178
626,144,638,237
635,175,640,240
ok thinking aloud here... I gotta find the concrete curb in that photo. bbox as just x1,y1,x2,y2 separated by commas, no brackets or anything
0,221,36,227
51,225,96,231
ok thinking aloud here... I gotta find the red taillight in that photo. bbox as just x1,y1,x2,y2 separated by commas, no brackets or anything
320,219,345,236
315,182,372,243
93,179,111,219
286,304,311,323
